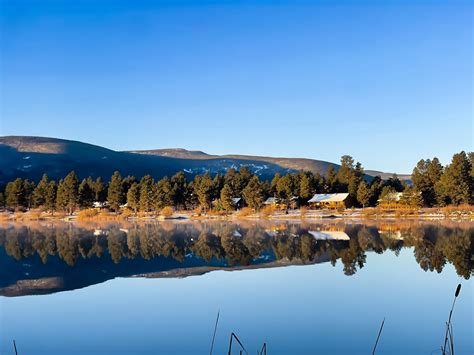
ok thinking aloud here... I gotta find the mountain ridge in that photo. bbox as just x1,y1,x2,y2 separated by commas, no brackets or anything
0,136,410,183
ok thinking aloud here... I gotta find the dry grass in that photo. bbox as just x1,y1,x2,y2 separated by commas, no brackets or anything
237,207,254,218
160,206,174,218
260,205,276,218
440,204,474,216
300,206,308,218
77,208,100,221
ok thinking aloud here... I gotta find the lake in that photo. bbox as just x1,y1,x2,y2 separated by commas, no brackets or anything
0,220,472,354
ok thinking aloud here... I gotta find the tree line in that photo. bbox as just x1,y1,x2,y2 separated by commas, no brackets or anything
0,151,472,214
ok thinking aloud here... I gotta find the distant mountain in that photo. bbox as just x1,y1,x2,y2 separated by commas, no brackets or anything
0,136,409,184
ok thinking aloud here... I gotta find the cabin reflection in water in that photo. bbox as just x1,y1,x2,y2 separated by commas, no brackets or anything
0,221,472,296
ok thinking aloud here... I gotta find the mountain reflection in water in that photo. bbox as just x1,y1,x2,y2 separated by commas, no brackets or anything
0,220,472,297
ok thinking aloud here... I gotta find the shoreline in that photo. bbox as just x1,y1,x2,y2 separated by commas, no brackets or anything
1,207,473,223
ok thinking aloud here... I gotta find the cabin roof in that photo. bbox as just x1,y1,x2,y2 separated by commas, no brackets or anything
264,197,280,204
308,193,349,203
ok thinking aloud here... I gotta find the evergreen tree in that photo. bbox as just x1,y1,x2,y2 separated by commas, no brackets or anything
78,178,95,208
369,176,384,206
270,173,281,196
356,181,371,208
435,151,473,205
33,174,49,208
326,165,337,192
139,175,155,212
23,179,36,209
153,177,172,211
193,174,214,211
170,171,188,209
224,168,239,196
412,158,443,206
92,177,106,202
385,174,404,192
0,191,4,209
242,176,264,211
276,174,296,202
121,176,136,203
107,171,123,211
57,171,79,214
378,186,397,205
400,186,423,208
337,155,355,185
220,184,234,211
45,181,57,215
299,172,312,200
211,174,224,202
237,166,252,193
5,178,25,210
127,182,140,214
56,179,67,212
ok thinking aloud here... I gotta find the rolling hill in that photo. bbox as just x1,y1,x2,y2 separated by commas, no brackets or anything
0,136,409,184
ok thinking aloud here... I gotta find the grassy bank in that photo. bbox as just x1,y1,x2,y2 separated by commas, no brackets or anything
1,204,473,222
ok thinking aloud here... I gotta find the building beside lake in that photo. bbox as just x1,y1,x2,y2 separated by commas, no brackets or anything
308,193,350,209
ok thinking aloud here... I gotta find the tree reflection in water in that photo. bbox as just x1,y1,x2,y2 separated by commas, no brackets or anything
0,221,472,296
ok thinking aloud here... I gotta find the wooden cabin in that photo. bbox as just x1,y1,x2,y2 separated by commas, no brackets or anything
307,193,350,209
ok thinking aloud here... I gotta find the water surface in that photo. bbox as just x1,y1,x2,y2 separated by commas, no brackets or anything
0,220,472,354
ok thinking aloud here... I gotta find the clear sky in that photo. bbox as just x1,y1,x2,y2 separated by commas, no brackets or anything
0,0,472,173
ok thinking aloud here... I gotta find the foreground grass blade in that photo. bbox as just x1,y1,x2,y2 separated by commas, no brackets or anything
13,340,18,355
210,310,220,355
228,332,248,355
372,318,385,355
442,283,461,354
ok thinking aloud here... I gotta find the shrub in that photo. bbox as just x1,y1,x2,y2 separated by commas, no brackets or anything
260,205,275,218
160,206,174,218
237,207,253,218
77,208,99,221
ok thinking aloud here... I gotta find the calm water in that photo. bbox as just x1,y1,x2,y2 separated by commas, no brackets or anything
0,220,472,354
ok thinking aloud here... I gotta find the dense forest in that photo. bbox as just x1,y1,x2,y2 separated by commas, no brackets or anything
1,151,473,214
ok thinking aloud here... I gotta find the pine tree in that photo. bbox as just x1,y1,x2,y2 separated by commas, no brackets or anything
0,191,5,209
33,174,49,208
5,178,25,210
326,165,337,192
220,184,234,211
45,181,57,215
224,168,239,196
299,172,312,200
121,176,136,200
139,175,155,212
369,176,384,206
56,179,67,212
412,158,443,206
435,151,473,205
400,186,422,208
153,177,172,211
270,173,281,196
107,171,123,212
78,178,95,208
127,182,140,214
356,181,371,208
242,176,264,211
57,171,79,214
23,179,36,209
193,174,214,212
92,177,106,202
170,171,188,209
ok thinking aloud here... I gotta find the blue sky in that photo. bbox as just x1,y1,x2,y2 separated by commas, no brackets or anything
1,0,472,173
